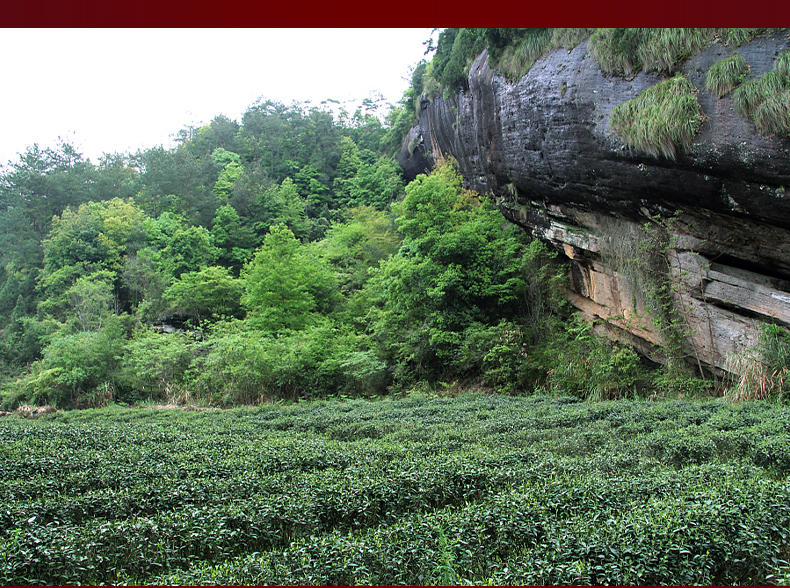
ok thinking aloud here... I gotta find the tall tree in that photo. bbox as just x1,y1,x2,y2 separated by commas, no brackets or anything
210,203,257,274
242,224,338,333
164,265,244,328
364,160,535,381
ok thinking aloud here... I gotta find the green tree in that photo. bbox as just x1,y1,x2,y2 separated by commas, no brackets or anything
226,161,275,220
238,99,293,178
120,328,193,399
341,107,387,153
242,224,338,333
347,156,405,209
295,164,331,212
364,160,539,383
332,137,362,205
213,161,244,203
66,270,116,332
317,206,402,294
94,152,142,202
254,178,308,240
210,204,257,273
37,199,150,319
164,265,244,328
211,148,244,203
122,247,169,323
136,145,218,225
20,319,126,408
159,225,219,279
180,115,242,158
0,141,98,244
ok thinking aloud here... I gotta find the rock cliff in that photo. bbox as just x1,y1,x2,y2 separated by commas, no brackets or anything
398,32,790,374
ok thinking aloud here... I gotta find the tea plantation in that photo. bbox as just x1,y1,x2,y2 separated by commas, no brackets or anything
1,394,789,585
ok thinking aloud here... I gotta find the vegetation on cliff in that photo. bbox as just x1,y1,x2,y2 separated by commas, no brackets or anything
733,50,790,136
609,74,706,160
705,52,750,98
405,28,789,159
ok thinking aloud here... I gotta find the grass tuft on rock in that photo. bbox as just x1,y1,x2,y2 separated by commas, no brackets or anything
732,51,790,136
590,28,653,76
638,28,713,73
719,28,764,47
495,29,553,79
752,89,790,136
591,28,714,77
776,50,790,79
706,52,749,98
610,74,706,160
549,28,594,50
733,71,788,117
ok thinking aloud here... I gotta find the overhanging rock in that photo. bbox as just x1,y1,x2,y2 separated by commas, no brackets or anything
398,33,790,374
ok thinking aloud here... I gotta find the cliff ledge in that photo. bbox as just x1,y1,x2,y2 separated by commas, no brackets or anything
398,33,790,374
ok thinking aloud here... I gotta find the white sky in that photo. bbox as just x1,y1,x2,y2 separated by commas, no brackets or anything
0,28,435,166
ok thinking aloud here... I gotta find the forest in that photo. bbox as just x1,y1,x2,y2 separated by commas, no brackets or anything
0,72,669,411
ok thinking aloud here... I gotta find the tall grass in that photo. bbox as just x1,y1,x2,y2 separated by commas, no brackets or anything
705,52,749,98
726,323,790,401
549,28,594,50
732,51,790,136
638,28,714,73
733,71,788,117
590,28,653,76
517,29,553,66
610,74,706,159
718,28,764,47
591,28,714,76
776,50,790,78
495,29,553,79
753,89,790,135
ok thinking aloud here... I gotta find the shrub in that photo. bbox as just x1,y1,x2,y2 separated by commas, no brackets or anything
725,323,790,401
454,320,535,392
19,324,126,408
120,329,194,401
536,316,646,400
610,74,706,159
706,52,749,98
186,321,382,404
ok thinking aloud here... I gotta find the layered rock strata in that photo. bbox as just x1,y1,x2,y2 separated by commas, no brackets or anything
398,33,790,373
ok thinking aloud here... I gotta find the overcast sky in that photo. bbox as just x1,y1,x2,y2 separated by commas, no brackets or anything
0,28,435,166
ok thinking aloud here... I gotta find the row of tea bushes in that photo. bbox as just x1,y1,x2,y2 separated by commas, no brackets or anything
1,394,788,584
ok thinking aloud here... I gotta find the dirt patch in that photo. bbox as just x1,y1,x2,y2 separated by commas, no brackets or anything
5,405,59,418
151,403,217,412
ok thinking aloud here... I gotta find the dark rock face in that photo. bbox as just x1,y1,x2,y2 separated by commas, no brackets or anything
398,34,790,374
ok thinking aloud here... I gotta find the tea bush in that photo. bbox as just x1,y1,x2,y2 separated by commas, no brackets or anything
1,394,788,585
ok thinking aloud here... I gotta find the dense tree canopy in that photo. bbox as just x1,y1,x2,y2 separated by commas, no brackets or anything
0,56,698,410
